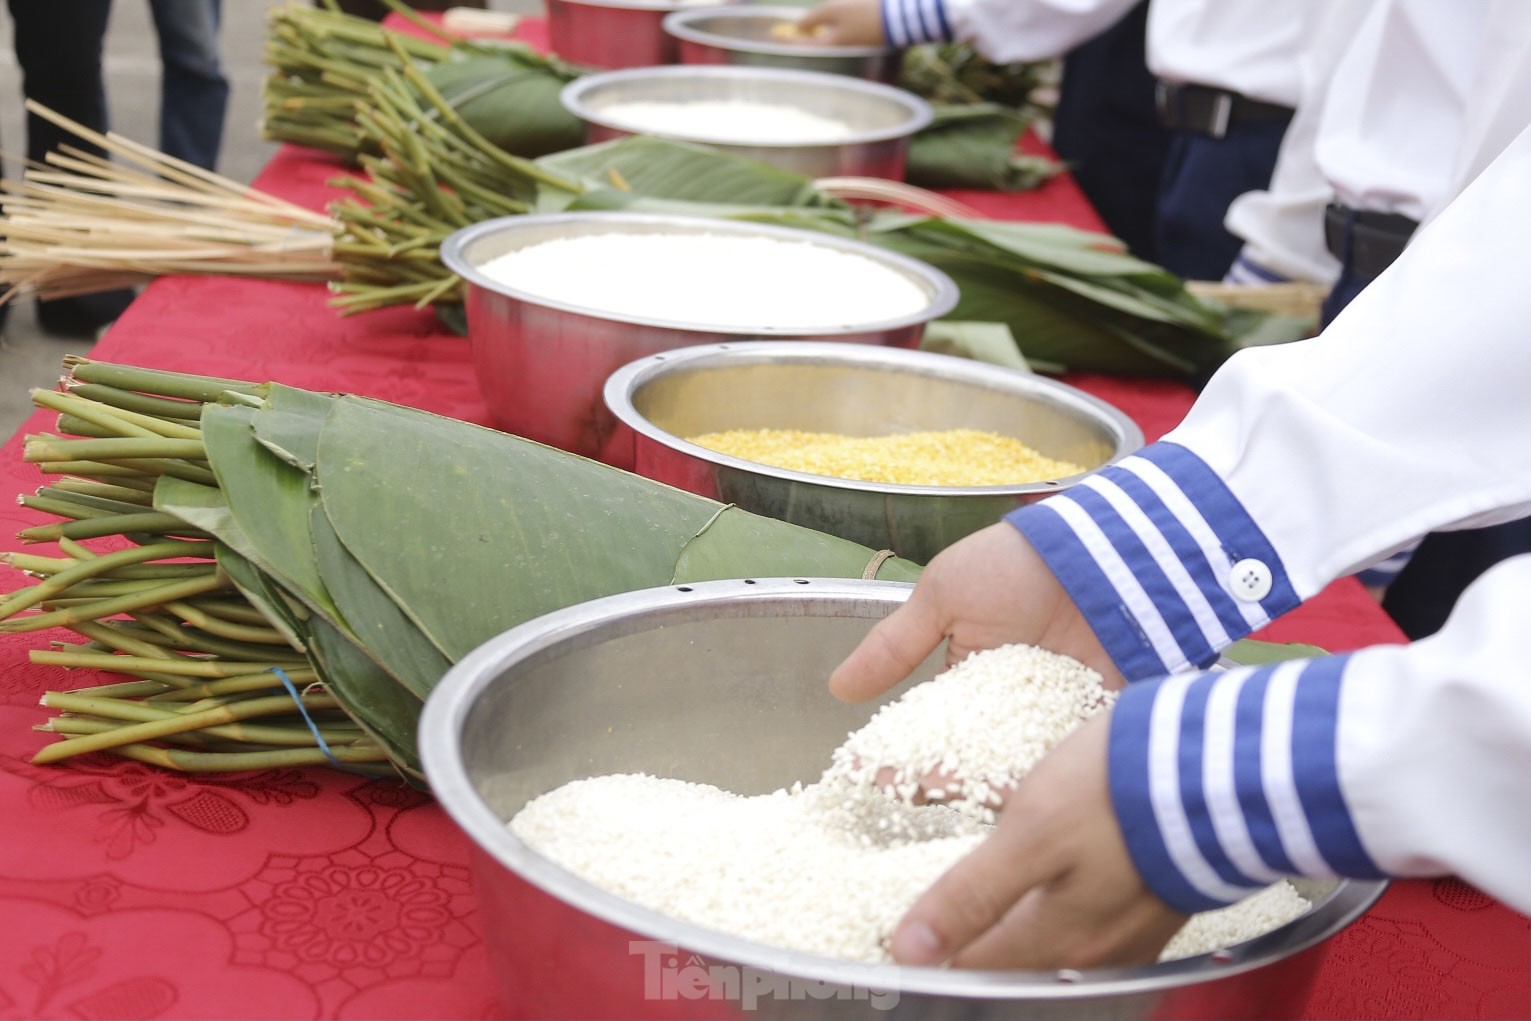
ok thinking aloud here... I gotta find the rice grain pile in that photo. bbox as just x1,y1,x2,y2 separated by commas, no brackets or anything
595,99,855,143
510,643,1311,964
476,233,929,329
685,427,1087,486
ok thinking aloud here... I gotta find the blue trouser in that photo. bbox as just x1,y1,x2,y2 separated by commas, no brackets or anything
1154,118,1291,281
1051,0,1170,262
149,0,229,171
5,0,133,337
1321,214,1531,640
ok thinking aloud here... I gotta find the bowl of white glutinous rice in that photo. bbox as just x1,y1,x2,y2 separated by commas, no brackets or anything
421,578,1387,1021
560,64,932,178
439,211,958,467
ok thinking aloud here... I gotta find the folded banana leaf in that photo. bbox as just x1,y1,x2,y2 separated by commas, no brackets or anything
3,360,920,780
899,42,1052,115
422,48,585,159
906,104,1064,193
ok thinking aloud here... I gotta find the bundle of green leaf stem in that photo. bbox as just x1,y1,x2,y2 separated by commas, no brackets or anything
0,358,921,779
263,0,586,162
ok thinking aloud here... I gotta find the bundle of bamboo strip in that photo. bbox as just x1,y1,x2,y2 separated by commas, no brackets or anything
0,102,339,305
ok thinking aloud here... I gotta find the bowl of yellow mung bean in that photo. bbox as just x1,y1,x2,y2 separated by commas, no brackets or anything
603,341,1144,563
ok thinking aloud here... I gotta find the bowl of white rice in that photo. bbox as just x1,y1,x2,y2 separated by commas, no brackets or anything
605,341,1145,564
420,578,1386,1020
547,0,726,70
439,211,958,466
664,6,903,83
560,65,933,179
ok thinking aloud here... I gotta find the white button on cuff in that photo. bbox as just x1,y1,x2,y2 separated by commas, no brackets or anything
1229,558,1273,601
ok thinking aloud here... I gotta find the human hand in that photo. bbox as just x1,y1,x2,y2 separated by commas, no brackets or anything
888,712,1188,968
830,522,1124,704
795,0,888,47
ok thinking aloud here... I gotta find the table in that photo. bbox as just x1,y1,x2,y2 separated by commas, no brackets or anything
0,23,1526,1019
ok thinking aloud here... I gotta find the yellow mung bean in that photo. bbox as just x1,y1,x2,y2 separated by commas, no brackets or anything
685,428,1087,486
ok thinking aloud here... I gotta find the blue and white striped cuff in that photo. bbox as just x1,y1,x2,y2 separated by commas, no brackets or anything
880,0,954,47
1007,442,1299,681
1352,540,1421,588
1108,657,1384,913
1223,252,1290,286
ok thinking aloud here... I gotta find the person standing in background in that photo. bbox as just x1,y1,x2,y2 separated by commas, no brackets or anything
1048,1,1170,263
797,0,1333,281
830,121,1531,968
147,0,228,171
1223,0,1531,638
4,0,135,337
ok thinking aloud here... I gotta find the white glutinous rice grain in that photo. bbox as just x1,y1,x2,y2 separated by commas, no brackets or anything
825,643,1116,825
509,642,1312,965
596,99,855,144
475,232,929,329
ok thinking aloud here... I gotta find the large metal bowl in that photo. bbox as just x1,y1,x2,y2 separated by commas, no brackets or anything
547,0,720,69
560,65,932,179
440,213,958,467
420,578,1387,1020
665,6,902,83
604,341,1145,563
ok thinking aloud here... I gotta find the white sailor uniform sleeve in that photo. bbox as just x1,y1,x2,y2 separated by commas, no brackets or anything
1004,124,1531,914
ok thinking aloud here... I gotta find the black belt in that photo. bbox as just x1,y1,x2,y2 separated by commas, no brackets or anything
1155,81,1294,139
1323,202,1419,280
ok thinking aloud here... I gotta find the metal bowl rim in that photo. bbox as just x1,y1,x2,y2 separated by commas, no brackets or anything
419,577,1388,999
440,212,959,335
603,340,1147,495
560,64,933,148
663,5,896,58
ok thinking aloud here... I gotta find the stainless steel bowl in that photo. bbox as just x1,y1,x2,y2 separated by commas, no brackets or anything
560,65,932,179
603,341,1145,563
420,578,1386,1020
440,213,958,467
665,6,902,83
546,0,705,69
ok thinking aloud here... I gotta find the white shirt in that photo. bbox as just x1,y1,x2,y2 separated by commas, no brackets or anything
882,0,1329,106
1227,0,1531,282
1007,123,1531,913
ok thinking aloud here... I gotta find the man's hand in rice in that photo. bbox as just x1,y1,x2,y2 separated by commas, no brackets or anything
795,0,886,47
886,713,1188,969
831,521,1179,968
830,522,1126,704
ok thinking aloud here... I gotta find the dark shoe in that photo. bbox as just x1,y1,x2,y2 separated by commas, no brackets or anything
36,289,137,338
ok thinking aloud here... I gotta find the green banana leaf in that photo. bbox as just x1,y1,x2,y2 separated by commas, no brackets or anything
918,320,1039,372
249,383,332,472
304,613,426,780
215,544,309,653
535,136,835,211
424,49,585,159
1224,639,1329,666
906,104,1063,192
671,507,922,585
309,501,452,700
199,405,343,626
312,395,916,662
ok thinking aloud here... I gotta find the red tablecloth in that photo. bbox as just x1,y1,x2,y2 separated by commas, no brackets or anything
1,23,1526,1018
